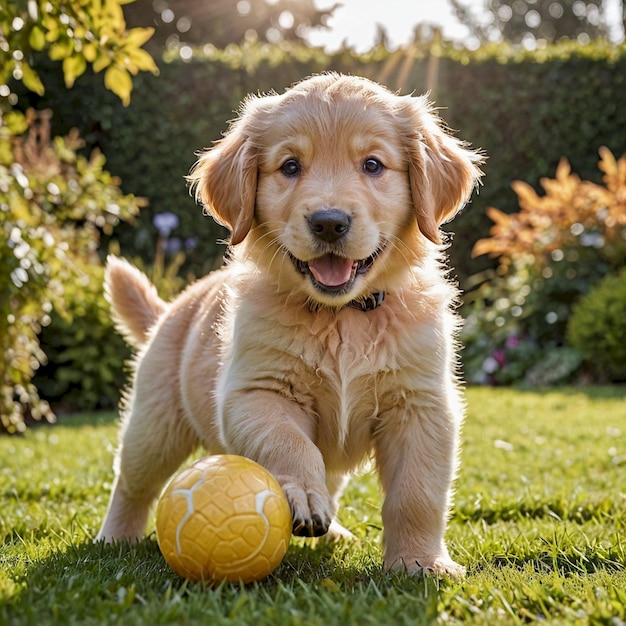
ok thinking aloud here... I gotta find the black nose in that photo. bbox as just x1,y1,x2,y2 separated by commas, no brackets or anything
307,209,351,243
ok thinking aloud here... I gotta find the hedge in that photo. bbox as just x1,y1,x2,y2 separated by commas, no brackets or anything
567,267,626,382
20,40,626,284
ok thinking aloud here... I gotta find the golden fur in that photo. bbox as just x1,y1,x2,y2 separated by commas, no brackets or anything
97,73,483,577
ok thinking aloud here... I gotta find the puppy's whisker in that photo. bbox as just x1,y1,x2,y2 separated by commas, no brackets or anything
239,225,283,263
245,225,276,248
274,244,300,296
269,244,288,281
242,226,297,295
387,235,417,273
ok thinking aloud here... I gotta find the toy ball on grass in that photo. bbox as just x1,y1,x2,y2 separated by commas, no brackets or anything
156,455,292,584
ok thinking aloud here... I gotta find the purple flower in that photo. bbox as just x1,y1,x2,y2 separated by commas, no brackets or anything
153,212,179,238
164,237,182,253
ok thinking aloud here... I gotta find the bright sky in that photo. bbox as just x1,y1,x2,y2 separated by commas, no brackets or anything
306,0,624,51
306,0,487,51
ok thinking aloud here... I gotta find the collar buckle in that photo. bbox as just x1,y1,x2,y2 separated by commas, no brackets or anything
347,291,386,312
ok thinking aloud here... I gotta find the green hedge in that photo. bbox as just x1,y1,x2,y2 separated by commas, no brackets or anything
23,41,626,282
567,267,626,382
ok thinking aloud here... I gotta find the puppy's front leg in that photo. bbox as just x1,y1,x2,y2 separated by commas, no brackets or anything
220,390,333,537
374,396,464,578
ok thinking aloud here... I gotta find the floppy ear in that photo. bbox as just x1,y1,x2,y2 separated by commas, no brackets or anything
404,96,484,244
188,100,260,246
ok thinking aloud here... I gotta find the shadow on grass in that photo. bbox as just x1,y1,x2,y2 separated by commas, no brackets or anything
24,535,438,591
7,535,447,624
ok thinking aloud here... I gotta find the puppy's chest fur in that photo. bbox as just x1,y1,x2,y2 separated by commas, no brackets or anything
220,285,448,471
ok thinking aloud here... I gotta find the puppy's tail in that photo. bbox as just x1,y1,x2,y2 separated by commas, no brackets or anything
104,255,168,349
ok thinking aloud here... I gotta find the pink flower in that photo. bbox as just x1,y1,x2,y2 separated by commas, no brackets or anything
493,348,507,366
506,336,520,349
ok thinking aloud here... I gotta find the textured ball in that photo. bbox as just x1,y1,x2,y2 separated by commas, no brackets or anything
156,455,292,583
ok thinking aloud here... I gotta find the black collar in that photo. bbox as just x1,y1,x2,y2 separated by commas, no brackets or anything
308,291,386,313
347,291,386,312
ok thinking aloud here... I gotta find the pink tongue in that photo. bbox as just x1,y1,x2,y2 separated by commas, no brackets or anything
308,255,355,287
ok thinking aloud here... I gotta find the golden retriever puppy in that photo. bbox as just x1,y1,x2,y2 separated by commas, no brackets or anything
97,73,483,577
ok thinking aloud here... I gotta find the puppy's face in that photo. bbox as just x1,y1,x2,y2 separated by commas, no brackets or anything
254,97,413,306
190,74,483,308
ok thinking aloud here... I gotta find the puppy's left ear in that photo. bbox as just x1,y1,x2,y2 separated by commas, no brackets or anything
188,97,262,245
405,97,484,244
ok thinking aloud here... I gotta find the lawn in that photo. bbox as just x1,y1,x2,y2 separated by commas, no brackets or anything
1,387,625,625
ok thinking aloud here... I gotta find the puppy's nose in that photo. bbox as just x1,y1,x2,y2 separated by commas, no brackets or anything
307,209,351,243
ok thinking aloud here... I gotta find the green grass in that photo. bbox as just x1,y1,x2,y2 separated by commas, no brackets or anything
1,387,625,625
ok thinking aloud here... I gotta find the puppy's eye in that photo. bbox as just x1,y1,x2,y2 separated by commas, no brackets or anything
363,157,384,176
281,158,301,177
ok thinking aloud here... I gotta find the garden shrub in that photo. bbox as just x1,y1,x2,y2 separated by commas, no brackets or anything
567,268,626,382
463,148,626,385
34,221,189,413
34,263,130,411
0,109,144,433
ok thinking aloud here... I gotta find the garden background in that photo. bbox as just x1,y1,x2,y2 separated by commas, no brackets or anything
1,1,626,435
1,2,626,623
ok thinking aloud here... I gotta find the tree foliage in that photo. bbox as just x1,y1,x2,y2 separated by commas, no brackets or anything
122,0,338,53
450,0,610,46
0,0,158,105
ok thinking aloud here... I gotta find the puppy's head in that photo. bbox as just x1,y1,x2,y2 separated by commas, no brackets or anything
189,73,483,308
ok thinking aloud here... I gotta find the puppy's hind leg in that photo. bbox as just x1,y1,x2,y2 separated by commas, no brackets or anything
324,472,355,542
96,392,198,543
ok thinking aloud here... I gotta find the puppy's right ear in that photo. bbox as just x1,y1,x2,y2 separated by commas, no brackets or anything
188,98,260,245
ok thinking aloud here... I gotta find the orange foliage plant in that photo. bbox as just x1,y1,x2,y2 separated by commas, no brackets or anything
473,147,626,268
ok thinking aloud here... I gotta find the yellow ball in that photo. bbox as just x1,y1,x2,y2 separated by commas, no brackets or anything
156,455,292,584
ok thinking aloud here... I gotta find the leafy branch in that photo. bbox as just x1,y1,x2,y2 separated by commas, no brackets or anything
0,0,157,105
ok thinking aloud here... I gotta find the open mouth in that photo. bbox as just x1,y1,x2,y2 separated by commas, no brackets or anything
289,243,386,295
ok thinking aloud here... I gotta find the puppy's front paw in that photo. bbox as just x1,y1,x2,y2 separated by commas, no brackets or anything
386,554,466,579
276,476,333,537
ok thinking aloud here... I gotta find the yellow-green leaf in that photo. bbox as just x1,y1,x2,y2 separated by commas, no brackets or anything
43,15,60,42
3,111,29,135
0,59,15,86
49,40,74,61
29,26,46,51
82,42,98,63
104,65,132,106
92,52,112,73
21,64,45,95
98,0,125,28
124,47,159,74
122,26,155,49
0,141,13,166
63,54,87,88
